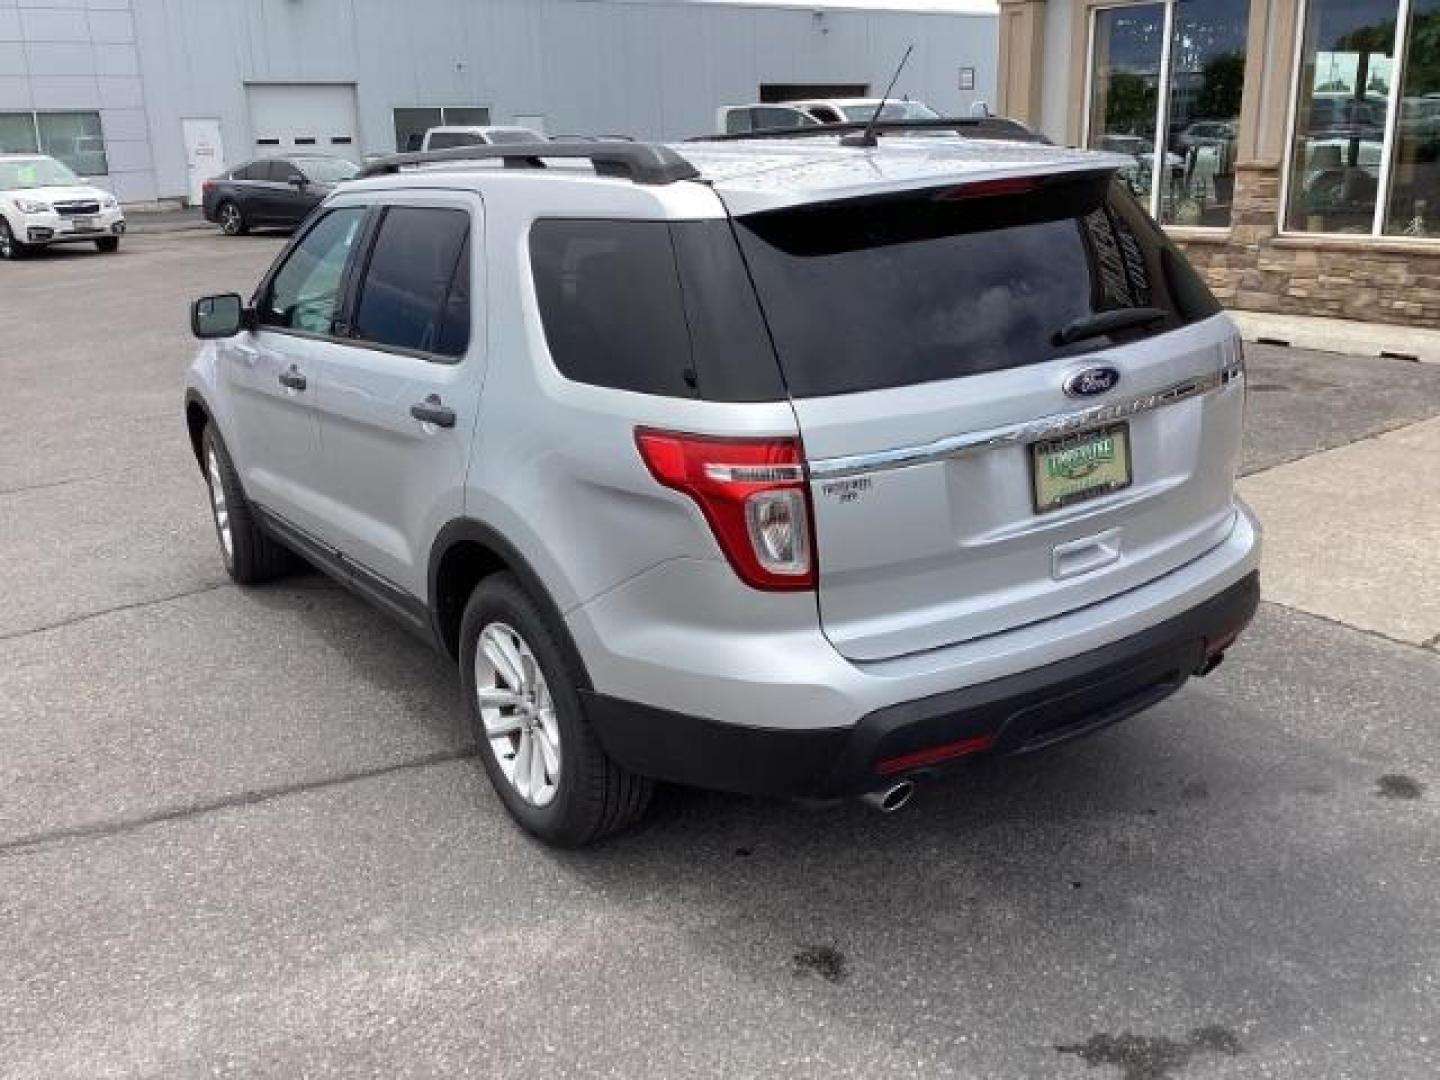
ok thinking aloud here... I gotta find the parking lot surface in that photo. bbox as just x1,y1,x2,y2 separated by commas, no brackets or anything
3,233,1439,1079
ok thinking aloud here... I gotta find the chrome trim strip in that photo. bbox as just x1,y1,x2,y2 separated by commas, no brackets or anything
807,365,1242,481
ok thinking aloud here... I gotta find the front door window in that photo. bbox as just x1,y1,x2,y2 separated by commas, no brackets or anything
259,207,364,335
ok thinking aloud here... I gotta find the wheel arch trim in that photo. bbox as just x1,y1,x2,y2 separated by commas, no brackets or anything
184,388,215,470
427,518,592,687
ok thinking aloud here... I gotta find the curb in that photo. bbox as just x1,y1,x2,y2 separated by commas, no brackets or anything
1232,310,1440,366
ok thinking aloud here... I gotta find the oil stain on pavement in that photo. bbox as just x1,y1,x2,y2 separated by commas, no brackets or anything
1377,774,1425,799
792,945,848,983
1056,1026,1243,1080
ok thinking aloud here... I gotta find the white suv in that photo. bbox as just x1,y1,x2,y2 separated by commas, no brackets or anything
0,154,125,258
184,136,1259,845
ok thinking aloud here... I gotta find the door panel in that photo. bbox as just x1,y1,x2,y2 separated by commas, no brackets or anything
247,83,361,163
221,330,327,535
227,205,366,534
182,118,224,206
311,197,484,598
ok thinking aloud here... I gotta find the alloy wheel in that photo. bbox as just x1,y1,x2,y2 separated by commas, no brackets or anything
475,622,562,807
220,204,241,235
206,447,233,561
0,221,14,259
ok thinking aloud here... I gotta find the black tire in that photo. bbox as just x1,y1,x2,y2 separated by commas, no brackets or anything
0,218,29,259
460,573,652,846
218,200,248,236
95,236,119,253
200,424,292,584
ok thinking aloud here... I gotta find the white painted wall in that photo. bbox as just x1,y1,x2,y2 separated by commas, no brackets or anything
0,0,158,203
129,0,997,202
1039,0,1076,145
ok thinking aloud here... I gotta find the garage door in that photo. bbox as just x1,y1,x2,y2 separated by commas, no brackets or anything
247,83,360,162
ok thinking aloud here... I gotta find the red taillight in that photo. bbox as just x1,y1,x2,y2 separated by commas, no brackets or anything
935,176,1039,201
635,428,815,591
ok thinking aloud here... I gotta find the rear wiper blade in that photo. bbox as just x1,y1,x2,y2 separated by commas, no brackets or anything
1053,307,1167,346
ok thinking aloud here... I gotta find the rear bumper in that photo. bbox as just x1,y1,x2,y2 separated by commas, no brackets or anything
582,570,1259,798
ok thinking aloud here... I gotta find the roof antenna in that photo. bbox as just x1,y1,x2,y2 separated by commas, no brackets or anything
842,45,914,148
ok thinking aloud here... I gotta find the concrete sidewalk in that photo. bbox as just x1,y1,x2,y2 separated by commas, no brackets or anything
1233,309,1440,365
1240,403,1440,652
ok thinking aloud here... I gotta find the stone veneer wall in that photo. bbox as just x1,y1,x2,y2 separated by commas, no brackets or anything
1172,163,1440,328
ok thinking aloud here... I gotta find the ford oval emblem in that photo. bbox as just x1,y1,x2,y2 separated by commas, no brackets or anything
1064,366,1121,398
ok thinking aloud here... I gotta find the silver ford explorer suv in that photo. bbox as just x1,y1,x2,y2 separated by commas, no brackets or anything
184,135,1260,846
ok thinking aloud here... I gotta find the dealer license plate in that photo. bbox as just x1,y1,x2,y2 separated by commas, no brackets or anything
1031,423,1132,513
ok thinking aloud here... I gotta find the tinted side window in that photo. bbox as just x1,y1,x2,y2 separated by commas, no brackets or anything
259,207,364,334
352,207,471,356
529,220,696,397
231,162,262,181
427,131,482,150
756,108,806,130
434,236,471,357
263,160,294,182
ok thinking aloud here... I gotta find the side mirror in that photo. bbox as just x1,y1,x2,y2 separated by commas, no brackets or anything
192,293,249,339
287,173,306,188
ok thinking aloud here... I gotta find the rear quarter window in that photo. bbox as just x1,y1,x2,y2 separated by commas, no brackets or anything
528,218,783,401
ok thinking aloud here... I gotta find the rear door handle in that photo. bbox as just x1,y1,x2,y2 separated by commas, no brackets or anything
410,394,456,428
277,366,307,391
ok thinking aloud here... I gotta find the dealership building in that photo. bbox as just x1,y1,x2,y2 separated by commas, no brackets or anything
998,0,1440,327
0,0,996,204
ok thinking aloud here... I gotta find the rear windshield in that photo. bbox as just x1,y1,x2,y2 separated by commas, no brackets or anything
733,173,1221,398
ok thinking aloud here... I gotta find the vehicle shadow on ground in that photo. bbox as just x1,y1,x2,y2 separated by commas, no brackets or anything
240,568,473,751
534,669,1427,1065
231,574,1434,1069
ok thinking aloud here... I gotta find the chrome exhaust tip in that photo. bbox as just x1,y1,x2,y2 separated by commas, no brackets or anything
860,780,915,814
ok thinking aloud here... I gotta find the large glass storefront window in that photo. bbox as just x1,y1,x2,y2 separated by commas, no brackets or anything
0,113,40,154
36,112,108,177
1285,0,1397,231
1384,0,1440,235
1160,0,1249,226
1087,0,1250,228
0,112,106,175
1087,5,1166,206
1286,0,1440,237
392,106,492,152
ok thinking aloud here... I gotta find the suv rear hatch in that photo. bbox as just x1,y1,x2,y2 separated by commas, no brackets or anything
727,169,1246,662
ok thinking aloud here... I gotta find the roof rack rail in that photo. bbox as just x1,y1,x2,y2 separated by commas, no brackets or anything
693,116,1049,146
356,140,699,185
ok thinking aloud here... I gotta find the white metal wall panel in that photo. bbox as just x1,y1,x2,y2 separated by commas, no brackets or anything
130,0,999,201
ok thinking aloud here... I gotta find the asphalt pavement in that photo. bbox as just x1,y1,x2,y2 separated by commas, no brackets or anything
2,232,1439,1079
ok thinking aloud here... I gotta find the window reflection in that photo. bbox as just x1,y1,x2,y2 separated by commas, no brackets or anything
1384,0,1440,235
1285,0,1397,232
1160,0,1248,227
1087,5,1167,204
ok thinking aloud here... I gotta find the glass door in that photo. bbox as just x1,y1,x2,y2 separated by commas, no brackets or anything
1086,0,1252,228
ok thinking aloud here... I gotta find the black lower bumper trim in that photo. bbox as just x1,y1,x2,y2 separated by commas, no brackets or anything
582,571,1260,798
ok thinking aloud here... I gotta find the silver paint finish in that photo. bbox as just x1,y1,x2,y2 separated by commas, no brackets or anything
186,146,1260,741
807,364,1241,481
